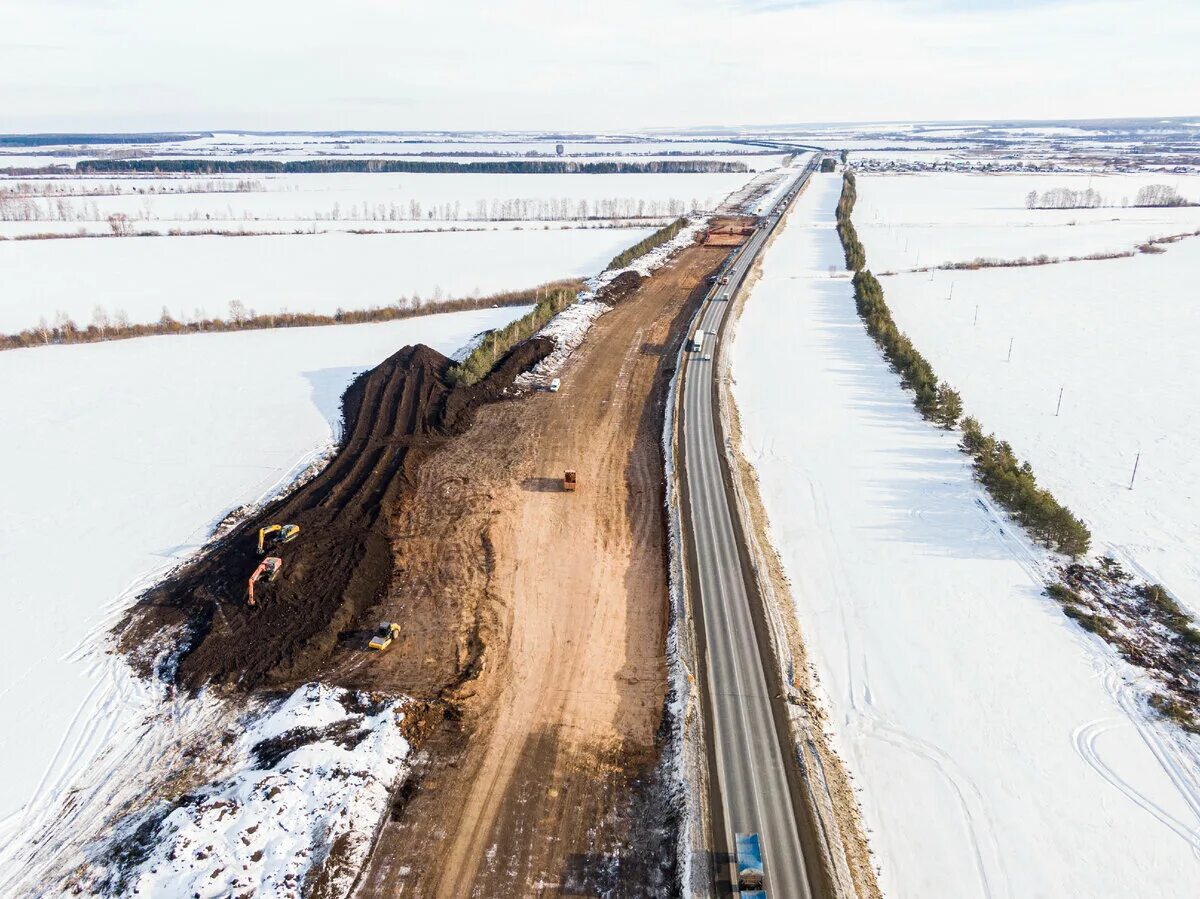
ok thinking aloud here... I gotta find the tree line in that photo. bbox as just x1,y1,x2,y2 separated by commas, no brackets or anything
836,170,1090,557
606,217,689,270
447,285,578,387
75,159,748,176
0,280,582,353
1025,183,1194,209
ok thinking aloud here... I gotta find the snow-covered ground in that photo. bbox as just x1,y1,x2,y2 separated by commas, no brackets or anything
0,227,642,333
0,171,761,235
0,307,528,867
81,683,410,898
875,244,1200,619
856,173,1200,271
731,173,1200,897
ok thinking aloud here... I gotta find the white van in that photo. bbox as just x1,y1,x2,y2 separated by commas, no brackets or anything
549,378,561,392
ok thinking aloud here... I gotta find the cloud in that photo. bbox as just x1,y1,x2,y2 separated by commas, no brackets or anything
0,0,1195,131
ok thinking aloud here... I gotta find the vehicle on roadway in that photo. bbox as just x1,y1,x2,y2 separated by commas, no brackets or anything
690,330,705,353
736,831,766,896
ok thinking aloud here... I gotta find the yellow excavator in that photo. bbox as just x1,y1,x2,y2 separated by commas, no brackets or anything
257,524,300,554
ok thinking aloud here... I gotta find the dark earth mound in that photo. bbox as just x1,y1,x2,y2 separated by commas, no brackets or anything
120,337,553,692
595,270,643,306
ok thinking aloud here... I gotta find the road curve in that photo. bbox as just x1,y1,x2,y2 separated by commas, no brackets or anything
679,157,823,897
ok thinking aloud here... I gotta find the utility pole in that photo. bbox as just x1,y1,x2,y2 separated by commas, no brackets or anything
948,281,955,301
1129,451,1141,490
1055,386,1064,416
1006,337,1014,362
974,305,979,326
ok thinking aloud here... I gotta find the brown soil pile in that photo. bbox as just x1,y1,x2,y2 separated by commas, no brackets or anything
595,269,643,305
120,338,553,693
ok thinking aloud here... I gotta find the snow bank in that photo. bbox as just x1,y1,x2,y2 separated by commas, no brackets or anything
0,307,528,861
731,173,1200,898
86,683,409,899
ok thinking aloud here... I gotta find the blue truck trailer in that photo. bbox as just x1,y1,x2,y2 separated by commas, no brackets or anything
735,832,765,896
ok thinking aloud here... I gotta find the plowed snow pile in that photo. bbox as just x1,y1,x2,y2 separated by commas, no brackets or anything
81,683,409,898
731,173,1200,897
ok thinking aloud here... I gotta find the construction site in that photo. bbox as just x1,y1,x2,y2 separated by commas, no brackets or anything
114,218,752,896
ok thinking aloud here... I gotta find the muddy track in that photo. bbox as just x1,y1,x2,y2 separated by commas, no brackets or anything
118,338,554,693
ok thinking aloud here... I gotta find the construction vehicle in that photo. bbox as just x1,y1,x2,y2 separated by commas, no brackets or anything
368,622,401,651
549,378,561,392
257,523,300,554
247,557,282,607
735,833,765,895
563,470,577,492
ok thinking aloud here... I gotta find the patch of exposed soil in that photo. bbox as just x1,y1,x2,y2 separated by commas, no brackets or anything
596,269,643,305
118,337,553,693
350,237,731,898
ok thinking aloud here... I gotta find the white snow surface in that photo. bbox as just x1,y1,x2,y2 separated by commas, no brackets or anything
856,172,1200,272
0,307,528,853
0,227,645,333
0,171,759,234
875,246,1200,619
731,173,1200,897
105,683,409,899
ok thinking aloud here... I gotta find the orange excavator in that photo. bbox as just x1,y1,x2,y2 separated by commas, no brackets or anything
247,557,282,607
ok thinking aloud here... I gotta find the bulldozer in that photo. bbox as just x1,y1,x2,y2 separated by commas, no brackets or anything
257,523,300,554
369,622,401,651
247,557,282,606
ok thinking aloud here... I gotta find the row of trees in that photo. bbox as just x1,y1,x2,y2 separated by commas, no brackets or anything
960,418,1092,556
77,159,748,176
447,285,578,386
836,171,865,271
607,217,689,270
0,280,582,352
1,195,707,225
1025,187,1104,209
1023,183,1194,209
836,169,1090,557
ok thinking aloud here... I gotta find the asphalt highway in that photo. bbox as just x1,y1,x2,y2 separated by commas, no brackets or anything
680,157,821,897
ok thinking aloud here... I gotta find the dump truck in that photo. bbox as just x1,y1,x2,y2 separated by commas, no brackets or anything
257,523,299,554
369,622,401,651
563,470,577,492
690,331,705,353
735,832,765,895
247,556,282,606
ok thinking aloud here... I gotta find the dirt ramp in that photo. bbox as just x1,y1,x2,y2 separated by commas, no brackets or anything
122,338,553,693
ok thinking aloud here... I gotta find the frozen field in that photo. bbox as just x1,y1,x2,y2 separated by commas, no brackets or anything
0,170,762,234
0,226,645,333
877,245,1200,617
856,173,1200,271
731,173,1200,897
0,306,528,856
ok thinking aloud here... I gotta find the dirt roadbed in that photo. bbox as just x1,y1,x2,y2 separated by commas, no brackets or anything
114,225,739,896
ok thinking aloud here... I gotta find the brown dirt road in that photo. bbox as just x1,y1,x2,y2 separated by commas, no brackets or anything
345,236,736,897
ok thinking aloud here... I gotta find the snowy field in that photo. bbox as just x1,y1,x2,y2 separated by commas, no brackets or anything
0,171,762,235
0,306,529,865
0,226,644,333
856,173,1200,271
731,173,1200,897
876,245,1200,619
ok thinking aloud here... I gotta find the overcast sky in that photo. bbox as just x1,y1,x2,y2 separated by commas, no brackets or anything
1,0,1196,133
